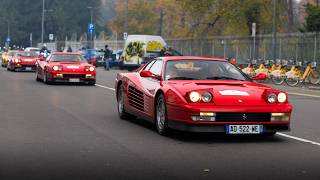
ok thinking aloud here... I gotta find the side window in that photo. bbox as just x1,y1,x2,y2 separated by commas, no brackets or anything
144,60,156,70
149,60,163,76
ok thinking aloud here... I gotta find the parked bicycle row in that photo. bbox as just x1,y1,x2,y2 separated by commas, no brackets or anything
239,59,320,87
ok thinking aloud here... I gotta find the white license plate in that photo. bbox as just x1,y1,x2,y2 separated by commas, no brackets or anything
69,78,80,82
226,125,263,134
25,67,32,71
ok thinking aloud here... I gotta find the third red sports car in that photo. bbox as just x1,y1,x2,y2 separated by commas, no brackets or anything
115,56,292,136
36,52,96,85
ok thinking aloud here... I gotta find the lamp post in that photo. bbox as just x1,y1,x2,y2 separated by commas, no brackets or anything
41,0,53,45
272,0,277,62
6,21,10,49
87,6,94,48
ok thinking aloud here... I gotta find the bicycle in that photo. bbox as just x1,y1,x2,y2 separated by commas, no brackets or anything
270,59,288,85
285,61,320,87
241,59,257,78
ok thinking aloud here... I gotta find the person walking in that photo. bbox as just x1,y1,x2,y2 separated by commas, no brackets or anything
104,45,113,71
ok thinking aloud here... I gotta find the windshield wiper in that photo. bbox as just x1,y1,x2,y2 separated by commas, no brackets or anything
206,76,242,80
168,77,198,80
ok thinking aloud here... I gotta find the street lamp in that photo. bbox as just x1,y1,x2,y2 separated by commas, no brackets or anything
87,6,94,48
41,0,53,44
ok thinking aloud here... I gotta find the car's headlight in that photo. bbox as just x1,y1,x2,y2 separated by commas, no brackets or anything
189,92,201,102
52,65,61,71
89,66,95,71
14,59,20,63
201,92,212,102
277,92,287,103
267,93,277,103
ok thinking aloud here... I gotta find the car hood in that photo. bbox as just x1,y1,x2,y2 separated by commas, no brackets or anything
165,80,272,106
20,57,37,63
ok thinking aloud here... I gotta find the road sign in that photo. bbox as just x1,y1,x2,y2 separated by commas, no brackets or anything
6,37,11,42
252,23,256,37
49,34,54,41
123,32,128,40
88,23,95,33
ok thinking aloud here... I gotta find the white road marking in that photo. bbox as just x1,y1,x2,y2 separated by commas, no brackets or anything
95,84,115,91
287,92,320,98
277,133,320,147
95,83,320,147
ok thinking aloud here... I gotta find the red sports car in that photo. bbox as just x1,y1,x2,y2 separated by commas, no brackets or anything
7,51,39,71
115,56,292,136
36,52,96,85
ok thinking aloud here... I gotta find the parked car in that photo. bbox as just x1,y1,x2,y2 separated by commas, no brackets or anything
120,35,167,70
115,56,292,136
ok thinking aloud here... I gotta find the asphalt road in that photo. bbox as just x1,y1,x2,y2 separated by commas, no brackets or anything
0,67,319,180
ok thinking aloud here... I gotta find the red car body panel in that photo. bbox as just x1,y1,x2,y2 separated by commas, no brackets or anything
115,56,292,133
36,52,96,83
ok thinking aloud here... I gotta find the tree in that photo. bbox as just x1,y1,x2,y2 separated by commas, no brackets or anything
304,3,320,32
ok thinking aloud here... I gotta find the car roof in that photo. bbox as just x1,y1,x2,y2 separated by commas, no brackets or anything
52,52,81,55
160,56,226,62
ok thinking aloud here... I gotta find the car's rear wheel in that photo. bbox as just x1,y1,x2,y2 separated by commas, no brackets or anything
117,85,132,120
156,94,170,136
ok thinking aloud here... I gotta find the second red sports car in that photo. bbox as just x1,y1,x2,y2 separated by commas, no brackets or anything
115,56,292,136
36,52,96,85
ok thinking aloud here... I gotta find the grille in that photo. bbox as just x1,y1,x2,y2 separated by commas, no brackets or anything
128,86,144,112
63,74,86,78
215,113,271,122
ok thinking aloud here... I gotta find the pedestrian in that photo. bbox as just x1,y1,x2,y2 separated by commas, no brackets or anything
67,45,73,52
227,57,237,65
104,45,113,71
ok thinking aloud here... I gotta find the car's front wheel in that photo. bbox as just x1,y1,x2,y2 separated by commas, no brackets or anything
117,85,133,120
156,94,170,136
35,70,41,82
43,71,52,84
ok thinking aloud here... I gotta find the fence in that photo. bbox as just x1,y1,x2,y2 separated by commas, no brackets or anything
166,33,320,65
40,32,319,65
38,40,125,52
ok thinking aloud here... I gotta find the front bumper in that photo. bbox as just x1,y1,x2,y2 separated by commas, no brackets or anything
47,72,96,83
166,104,292,133
168,121,290,133
14,64,36,71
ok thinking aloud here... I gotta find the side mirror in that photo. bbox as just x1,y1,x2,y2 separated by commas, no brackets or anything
140,70,161,80
38,57,45,61
252,73,267,81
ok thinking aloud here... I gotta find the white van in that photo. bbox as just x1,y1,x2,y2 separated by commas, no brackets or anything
120,35,167,70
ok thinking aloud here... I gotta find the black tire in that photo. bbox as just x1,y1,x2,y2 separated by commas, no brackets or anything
35,71,41,82
155,94,170,136
87,81,96,86
117,85,133,120
263,132,276,136
43,71,52,85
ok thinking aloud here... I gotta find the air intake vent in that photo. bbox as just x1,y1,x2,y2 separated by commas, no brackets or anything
128,86,144,112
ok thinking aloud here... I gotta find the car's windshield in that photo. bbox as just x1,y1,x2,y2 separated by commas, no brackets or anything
50,54,87,62
164,60,247,81
16,52,37,57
